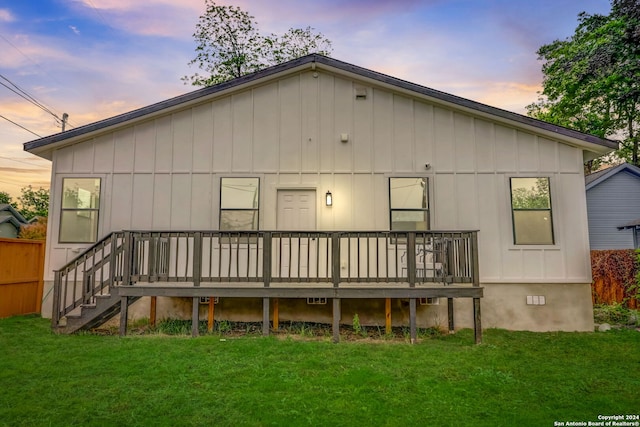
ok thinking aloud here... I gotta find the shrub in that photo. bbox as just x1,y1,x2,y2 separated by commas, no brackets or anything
18,217,47,240
591,250,638,309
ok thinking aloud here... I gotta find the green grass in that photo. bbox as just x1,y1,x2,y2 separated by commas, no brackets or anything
1,315,639,427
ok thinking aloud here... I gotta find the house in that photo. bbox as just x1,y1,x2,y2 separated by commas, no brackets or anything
23,54,617,338
0,204,30,238
585,163,640,249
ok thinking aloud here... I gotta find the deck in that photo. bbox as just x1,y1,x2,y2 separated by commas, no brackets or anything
53,230,482,343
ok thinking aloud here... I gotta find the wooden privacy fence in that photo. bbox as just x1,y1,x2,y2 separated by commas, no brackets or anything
0,238,45,318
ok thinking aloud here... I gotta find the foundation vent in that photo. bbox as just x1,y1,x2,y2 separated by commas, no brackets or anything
526,295,546,305
419,297,440,306
199,297,219,305
306,297,327,305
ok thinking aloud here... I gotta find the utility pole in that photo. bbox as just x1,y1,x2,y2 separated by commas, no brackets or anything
61,113,68,132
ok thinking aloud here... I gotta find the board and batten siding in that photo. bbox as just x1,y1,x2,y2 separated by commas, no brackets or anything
587,170,640,249
45,69,590,285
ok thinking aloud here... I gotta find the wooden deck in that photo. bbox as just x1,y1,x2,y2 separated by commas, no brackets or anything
53,230,483,343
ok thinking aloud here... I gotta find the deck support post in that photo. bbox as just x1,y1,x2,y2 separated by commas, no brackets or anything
385,298,392,334
150,296,157,328
119,296,128,337
273,298,279,330
332,298,341,343
447,298,454,333
473,297,482,344
191,297,199,337
207,297,215,332
263,297,270,336
409,298,417,344
52,271,62,329
331,232,341,343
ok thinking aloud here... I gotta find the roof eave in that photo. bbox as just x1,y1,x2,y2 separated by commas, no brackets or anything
24,56,318,159
24,54,618,159
586,163,640,190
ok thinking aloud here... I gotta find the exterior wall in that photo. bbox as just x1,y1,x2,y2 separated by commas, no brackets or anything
587,170,640,249
41,69,595,331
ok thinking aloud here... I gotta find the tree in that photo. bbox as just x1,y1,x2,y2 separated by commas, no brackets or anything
0,191,16,207
183,1,332,86
17,186,49,220
511,178,551,209
527,0,640,169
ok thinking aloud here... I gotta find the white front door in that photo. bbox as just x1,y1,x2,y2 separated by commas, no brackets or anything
277,190,316,230
276,190,317,278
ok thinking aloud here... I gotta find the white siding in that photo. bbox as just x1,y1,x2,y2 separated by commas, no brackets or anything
45,69,592,284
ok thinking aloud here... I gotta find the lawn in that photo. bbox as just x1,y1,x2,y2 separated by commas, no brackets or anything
1,315,639,427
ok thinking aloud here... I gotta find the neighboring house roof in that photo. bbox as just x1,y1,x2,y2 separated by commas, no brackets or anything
617,218,640,229
0,204,30,237
585,163,640,190
585,163,640,247
0,204,29,224
23,54,618,160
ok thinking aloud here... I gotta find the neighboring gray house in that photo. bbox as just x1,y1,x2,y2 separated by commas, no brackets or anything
585,163,640,249
0,204,29,238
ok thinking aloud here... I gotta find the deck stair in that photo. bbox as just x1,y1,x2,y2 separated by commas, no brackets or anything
52,231,134,333
57,292,140,333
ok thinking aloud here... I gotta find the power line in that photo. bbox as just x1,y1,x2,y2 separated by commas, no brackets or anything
0,36,80,130
0,33,79,129
85,0,111,28
0,34,38,69
0,114,41,137
0,76,77,131
0,75,62,123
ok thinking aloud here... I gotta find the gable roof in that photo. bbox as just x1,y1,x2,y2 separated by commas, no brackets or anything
24,54,618,160
585,163,640,190
0,204,29,225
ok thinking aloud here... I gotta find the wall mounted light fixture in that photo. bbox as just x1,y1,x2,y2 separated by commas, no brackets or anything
325,190,333,206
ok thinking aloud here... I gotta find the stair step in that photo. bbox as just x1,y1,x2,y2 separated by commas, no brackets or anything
56,295,140,333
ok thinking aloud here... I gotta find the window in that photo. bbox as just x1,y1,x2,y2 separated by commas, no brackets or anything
389,177,429,230
510,177,554,245
220,178,259,230
59,178,101,243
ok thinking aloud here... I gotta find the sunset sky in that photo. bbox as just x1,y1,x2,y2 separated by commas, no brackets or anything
0,0,612,199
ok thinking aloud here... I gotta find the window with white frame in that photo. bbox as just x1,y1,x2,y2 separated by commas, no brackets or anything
219,177,259,230
389,177,429,231
510,177,554,245
59,178,101,243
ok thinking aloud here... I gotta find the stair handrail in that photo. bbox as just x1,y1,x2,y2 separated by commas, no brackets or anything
52,231,126,329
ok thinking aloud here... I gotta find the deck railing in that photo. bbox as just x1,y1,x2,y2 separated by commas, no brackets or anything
53,230,479,326
52,231,126,328
123,230,478,286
